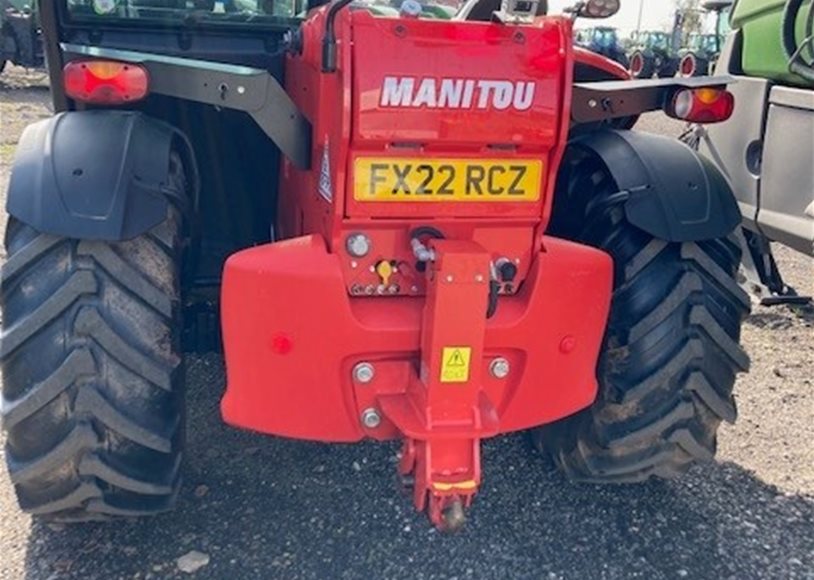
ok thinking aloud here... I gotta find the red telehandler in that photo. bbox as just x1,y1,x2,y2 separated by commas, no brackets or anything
1,0,749,531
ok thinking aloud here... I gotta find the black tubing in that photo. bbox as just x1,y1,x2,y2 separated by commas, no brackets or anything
322,0,354,72
782,0,814,82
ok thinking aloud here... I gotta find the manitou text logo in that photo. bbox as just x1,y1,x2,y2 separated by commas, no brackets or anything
379,77,536,111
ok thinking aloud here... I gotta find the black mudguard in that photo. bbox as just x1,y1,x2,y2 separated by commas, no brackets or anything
7,111,195,241
573,130,740,242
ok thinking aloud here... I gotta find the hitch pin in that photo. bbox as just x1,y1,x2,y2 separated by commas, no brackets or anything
411,238,436,263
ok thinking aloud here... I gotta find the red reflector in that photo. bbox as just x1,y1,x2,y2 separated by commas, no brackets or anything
269,334,294,355
665,87,734,124
64,60,149,105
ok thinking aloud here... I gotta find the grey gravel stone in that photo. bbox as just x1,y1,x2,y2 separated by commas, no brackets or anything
177,551,210,574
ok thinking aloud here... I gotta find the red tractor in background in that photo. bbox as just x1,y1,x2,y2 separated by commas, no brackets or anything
1,0,748,531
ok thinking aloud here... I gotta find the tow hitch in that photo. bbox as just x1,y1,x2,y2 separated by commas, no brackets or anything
380,237,497,530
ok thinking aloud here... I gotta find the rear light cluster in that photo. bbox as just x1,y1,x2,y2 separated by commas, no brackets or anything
665,87,734,124
64,60,149,105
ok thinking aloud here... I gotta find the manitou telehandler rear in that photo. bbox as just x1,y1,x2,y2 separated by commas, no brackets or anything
1,0,750,530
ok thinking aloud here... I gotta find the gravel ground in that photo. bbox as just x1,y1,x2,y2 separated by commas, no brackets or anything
0,64,812,580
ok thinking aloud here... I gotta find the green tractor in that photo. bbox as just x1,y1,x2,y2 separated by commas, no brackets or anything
574,26,630,68
0,0,44,74
678,32,719,76
690,0,813,303
628,30,679,78
678,1,733,77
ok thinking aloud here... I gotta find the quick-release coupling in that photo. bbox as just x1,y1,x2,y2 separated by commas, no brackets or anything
411,238,436,263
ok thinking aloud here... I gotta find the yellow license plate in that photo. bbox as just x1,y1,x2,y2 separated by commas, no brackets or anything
354,158,542,202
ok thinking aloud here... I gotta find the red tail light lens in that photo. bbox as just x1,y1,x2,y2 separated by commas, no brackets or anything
64,60,149,105
666,87,734,124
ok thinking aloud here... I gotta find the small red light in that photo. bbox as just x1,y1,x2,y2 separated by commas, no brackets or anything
665,87,734,124
63,60,149,105
270,334,294,355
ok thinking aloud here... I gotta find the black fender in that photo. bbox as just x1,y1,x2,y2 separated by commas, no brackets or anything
572,130,740,242
7,111,197,241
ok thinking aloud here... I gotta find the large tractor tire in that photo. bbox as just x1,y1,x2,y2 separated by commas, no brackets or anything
658,58,680,78
534,146,750,483
629,50,655,79
679,53,709,77
0,153,188,521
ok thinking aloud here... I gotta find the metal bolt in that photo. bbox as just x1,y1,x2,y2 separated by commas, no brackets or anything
350,260,358,269
364,285,375,295
446,275,454,283
361,408,382,429
489,357,511,379
588,98,598,108
346,233,372,258
353,362,375,384
475,274,484,283
388,284,400,295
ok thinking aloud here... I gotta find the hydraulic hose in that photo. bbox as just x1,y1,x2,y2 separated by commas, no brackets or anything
782,0,814,82
322,0,354,72
408,226,499,317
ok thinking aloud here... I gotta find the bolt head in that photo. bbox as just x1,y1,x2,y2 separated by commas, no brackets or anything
361,408,382,429
353,362,375,384
559,336,577,354
346,233,371,258
489,357,511,379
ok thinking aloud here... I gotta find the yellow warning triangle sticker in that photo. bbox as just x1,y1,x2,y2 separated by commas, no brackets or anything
447,349,467,367
441,347,471,383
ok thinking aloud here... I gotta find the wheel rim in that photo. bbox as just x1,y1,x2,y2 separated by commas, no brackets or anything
680,54,696,77
630,53,643,76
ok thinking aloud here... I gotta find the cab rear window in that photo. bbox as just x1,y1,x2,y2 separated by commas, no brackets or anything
65,0,305,26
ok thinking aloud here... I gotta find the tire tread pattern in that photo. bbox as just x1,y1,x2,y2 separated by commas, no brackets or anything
536,150,750,483
1,155,185,520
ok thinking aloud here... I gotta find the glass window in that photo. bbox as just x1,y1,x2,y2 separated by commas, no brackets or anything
64,0,307,26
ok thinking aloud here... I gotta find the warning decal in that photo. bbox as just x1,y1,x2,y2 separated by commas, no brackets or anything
318,138,332,202
440,347,472,383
